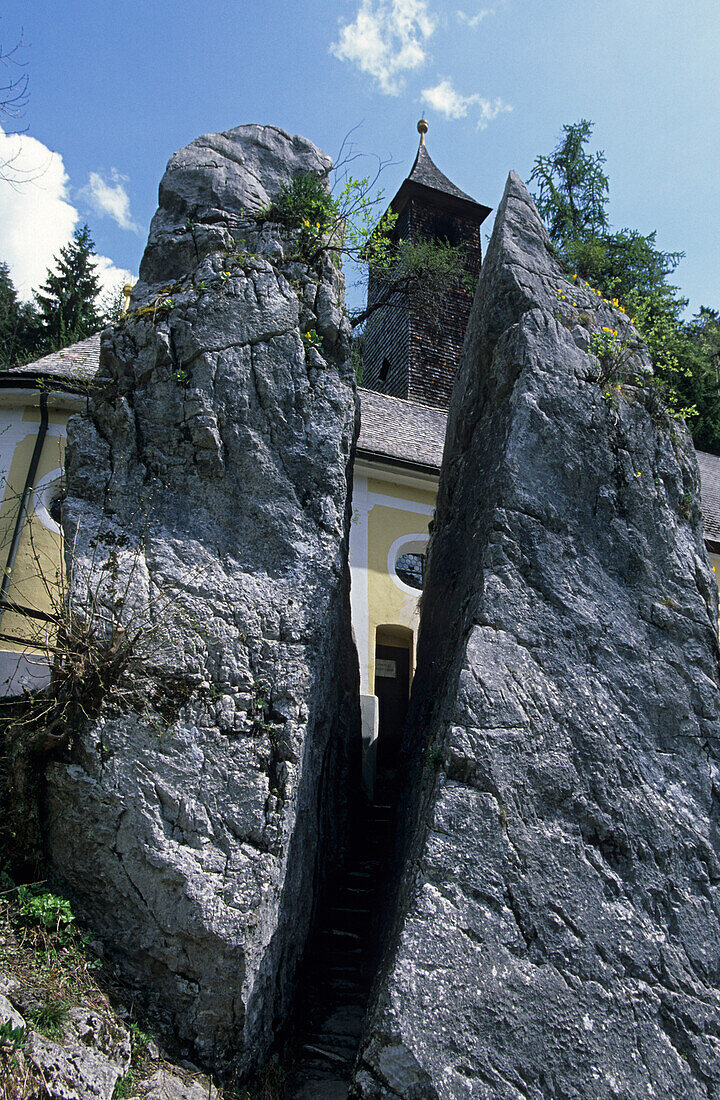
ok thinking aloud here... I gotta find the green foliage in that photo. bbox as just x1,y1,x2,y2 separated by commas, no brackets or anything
678,308,720,451
263,169,398,271
98,281,128,327
334,174,398,270
265,170,334,232
1,230,125,367
383,237,472,294
0,261,42,367
530,120,609,242
34,224,104,349
16,885,76,941
530,121,718,440
301,327,322,352
588,326,625,371
27,998,70,1039
112,1070,137,1099
0,1018,27,1052
128,1021,151,1060
353,237,473,330
260,168,474,333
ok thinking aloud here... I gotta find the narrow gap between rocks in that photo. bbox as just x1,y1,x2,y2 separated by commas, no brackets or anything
285,725,404,1097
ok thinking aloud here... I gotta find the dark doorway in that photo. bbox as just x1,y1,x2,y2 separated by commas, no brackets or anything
374,640,411,783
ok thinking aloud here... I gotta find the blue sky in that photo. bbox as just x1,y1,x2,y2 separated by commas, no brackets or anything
1,0,718,316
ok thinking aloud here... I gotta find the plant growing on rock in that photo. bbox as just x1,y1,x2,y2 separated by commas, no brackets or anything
260,160,474,331
0,497,204,871
530,119,715,439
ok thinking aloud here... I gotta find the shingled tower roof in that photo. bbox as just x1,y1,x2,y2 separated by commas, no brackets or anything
388,122,492,224
406,142,478,204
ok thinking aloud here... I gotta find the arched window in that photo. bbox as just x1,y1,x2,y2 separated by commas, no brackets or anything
395,552,424,590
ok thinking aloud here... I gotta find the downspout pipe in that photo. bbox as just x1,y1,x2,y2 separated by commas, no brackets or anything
0,392,50,627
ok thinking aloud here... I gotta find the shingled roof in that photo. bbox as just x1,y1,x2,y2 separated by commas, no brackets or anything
407,144,479,205
5,336,720,548
388,140,492,225
696,451,720,544
3,333,102,388
357,387,446,472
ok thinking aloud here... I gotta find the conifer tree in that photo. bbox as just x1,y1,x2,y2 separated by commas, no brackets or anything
530,122,720,451
34,225,103,350
0,262,19,361
0,261,41,367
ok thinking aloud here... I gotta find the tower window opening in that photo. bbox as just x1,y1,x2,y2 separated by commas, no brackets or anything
379,358,391,383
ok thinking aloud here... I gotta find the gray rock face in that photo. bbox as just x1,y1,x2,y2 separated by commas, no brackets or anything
0,990,131,1099
45,126,359,1075
136,123,332,296
353,173,720,1098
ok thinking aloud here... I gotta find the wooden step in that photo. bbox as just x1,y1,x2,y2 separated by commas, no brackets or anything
302,1043,353,1067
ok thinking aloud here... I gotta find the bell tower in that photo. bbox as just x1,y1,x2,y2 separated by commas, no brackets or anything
362,120,492,409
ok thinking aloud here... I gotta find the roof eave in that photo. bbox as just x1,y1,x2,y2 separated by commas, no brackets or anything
355,446,441,477
0,371,90,395
390,179,492,225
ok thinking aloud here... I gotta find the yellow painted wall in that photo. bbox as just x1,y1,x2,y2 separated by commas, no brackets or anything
0,407,69,655
365,476,435,692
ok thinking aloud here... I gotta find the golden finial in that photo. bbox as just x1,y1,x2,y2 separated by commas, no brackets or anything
417,118,429,146
121,283,133,317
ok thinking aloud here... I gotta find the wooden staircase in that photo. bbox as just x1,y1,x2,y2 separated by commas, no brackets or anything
288,798,395,1098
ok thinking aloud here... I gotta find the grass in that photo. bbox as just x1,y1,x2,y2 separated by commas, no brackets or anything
112,1069,137,1099
26,999,70,1040
0,873,291,1098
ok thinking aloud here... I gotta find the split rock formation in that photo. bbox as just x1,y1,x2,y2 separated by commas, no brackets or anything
353,174,720,1098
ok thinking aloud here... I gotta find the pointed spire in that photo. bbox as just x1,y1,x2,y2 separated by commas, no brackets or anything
408,141,478,205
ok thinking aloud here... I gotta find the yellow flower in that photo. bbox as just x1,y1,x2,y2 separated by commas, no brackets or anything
573,302,577,306
617,384,621,390
572,273,577,280
602,326,610,332
635,471,642,477
303,218,310,227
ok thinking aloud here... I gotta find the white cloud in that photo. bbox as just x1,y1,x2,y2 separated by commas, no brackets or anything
331,0,436,95
456,8,493,27
93,255,134,302
422,78,512,129
81,168,139,232
0,127,133,302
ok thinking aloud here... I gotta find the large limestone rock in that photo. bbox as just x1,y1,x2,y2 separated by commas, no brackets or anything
135,122,332,296
45,125,359,1075
353,174,720,1097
